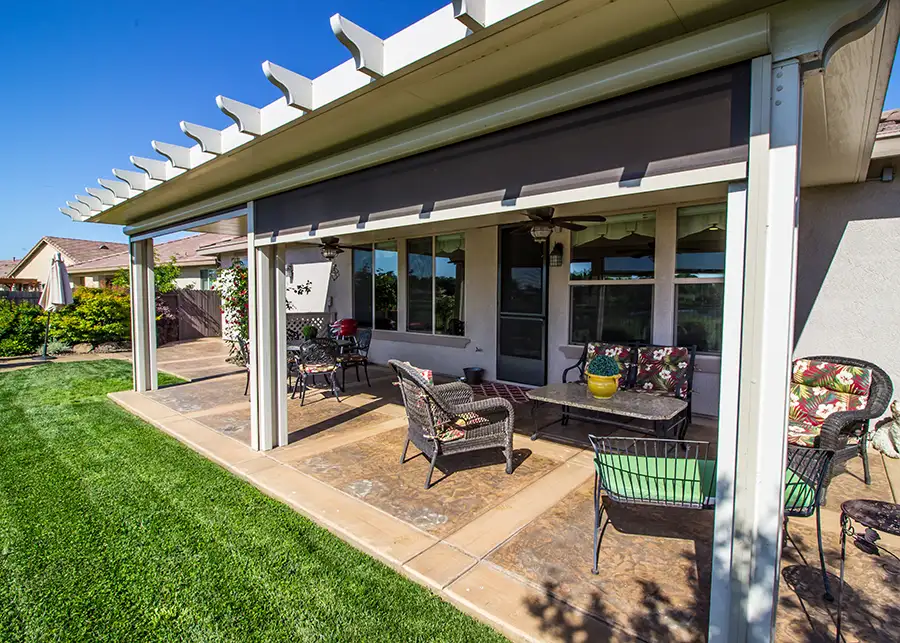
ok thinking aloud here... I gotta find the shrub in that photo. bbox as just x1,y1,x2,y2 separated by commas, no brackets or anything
0,300,47,357
46,340,72,355
50,287,130,346
301,325,318,340
587,354,620,377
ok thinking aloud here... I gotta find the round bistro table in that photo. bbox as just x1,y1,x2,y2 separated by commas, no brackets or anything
835,499,900,641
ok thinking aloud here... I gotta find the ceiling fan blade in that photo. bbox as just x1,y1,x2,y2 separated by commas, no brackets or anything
554,214,608,223
554,221,587,231
523,206,555,221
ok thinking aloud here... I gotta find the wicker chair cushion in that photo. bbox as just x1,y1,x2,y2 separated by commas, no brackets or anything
399,361,433,385
787,418,821,447
430,412,490,442
635,346,692,397
792,358,872,396
586,343,632,390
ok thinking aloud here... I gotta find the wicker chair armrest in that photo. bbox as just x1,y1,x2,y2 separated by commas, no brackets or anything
432,381,475,405
820,408,874,442
450,396,515,421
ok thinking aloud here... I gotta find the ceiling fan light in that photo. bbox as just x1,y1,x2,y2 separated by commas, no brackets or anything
529,223,553,242
321,245,343,261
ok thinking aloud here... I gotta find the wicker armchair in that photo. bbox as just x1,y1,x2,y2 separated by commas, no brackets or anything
790,356,892,485
389,360,515,489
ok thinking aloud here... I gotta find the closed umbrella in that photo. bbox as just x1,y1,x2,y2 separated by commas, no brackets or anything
35,253,74,361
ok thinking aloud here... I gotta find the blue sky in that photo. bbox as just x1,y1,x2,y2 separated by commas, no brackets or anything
1,2,899,261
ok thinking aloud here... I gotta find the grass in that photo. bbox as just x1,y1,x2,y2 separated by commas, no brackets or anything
0,360,506,642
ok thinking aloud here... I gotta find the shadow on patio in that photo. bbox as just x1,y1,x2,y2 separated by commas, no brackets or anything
137,346,899,642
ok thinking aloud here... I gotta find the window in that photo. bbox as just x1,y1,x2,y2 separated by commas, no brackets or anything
406,235,466,335
352,243,399,330
675,203,726,353
200,269,217,290
569,212,656,344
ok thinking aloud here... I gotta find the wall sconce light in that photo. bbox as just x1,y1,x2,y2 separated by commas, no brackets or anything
549,242,564,267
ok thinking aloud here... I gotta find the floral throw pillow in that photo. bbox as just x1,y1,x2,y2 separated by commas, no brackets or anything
586,343,633,389
635,346,692,397
791,359,871,396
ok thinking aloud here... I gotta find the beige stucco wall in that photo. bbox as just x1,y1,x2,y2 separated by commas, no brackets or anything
795,179,900,405
14,244,66,284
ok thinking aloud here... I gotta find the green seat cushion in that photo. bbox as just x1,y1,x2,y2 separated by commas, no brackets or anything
783,468,816,512
595,454,717,508
594,454,817,512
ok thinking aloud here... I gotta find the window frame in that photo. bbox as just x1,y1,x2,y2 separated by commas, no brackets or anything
406,233,466,336
567,200,727,355
351,242,399,332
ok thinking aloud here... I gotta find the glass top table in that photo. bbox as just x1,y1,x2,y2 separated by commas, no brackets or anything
526,382,689,443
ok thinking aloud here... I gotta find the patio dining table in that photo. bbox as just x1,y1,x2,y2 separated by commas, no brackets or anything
526,382,688,444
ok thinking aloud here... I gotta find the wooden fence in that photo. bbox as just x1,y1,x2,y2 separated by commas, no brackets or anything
0,291,42,306
159,290,222,341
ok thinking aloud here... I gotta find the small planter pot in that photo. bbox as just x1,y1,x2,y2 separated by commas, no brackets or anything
587,373,620,399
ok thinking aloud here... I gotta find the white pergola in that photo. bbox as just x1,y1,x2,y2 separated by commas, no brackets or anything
59,1,898,640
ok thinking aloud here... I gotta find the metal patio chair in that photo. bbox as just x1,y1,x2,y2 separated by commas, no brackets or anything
337,328,372,389
290,338,341,406
236,336,251,396
389,359,515,489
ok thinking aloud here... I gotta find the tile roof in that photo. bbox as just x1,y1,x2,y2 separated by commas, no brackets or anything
877,109,900,138
68,233,230,273
0,260,18,278
44,236,129,264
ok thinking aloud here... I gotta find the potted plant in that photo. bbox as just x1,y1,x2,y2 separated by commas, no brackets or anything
586,354,621,399
300,325,319,340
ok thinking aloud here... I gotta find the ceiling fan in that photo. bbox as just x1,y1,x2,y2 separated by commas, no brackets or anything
514,207,608,242
316,236,351,260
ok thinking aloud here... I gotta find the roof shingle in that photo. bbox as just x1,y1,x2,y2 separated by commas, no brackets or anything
68,233,230,273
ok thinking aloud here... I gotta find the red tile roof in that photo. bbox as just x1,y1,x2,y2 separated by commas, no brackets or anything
68,233,230,274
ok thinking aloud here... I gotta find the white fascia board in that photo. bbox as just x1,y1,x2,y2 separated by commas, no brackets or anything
131,156,185,181
124,14,768,236
254,162,747,247
871,134,900,158
331,14,385,79
387,5,469,72
152,140,214,170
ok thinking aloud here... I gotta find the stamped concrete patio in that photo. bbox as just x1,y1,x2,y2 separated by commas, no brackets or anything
111,340,900,642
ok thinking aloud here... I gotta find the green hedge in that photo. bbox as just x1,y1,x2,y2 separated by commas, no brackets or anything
50,287,131,346
0,299,46,357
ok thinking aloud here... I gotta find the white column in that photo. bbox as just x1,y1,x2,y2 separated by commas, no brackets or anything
652,204,676,345
129,238,157,393
247,200,286,451
707,55,802,642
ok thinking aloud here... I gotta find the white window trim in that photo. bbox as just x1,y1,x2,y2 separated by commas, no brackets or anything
405,233,466,337
351,242,400,332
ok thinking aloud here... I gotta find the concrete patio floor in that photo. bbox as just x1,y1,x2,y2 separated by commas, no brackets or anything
109,339,900,643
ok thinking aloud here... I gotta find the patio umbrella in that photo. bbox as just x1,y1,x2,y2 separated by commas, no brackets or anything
35,253,74,361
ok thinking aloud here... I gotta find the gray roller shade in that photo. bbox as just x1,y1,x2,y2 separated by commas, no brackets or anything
256,62,751,236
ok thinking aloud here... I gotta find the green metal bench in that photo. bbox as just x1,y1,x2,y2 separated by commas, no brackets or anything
589,436,835,600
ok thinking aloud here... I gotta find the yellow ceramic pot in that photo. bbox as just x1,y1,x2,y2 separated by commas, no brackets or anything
587,373,620,399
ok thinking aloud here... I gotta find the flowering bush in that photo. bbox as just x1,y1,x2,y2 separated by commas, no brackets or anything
215,260,249,340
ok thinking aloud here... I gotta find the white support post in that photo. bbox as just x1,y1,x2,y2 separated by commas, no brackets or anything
652,204,676,345
129,238,157,393
247,201,286,451
707,55,803,642
275,246,288,447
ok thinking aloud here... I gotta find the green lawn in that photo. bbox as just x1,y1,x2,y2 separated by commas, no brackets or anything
0,361,505,642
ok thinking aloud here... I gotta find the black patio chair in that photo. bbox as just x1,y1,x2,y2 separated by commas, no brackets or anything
336,328,372,389
589,436,835,600
389,359,515,489
290,338,341,406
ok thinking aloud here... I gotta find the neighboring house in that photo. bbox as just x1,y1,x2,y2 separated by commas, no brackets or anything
55,1,900,637
8,236,128,290
0,259,37,291
68,233,231,290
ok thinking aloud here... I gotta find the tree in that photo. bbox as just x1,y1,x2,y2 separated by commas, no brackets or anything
111,254,181,293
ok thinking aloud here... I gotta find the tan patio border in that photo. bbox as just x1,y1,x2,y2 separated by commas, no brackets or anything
109,388,622,642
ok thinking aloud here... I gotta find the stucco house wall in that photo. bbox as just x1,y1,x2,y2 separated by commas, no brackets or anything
13,244,69,284
795,178,900,399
